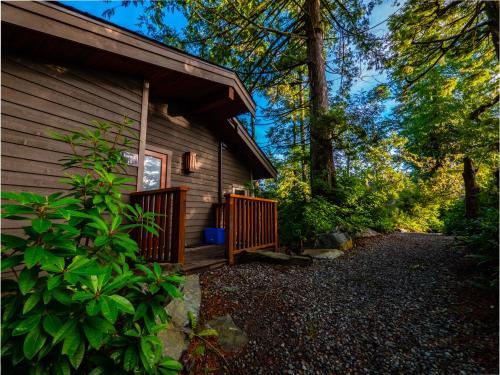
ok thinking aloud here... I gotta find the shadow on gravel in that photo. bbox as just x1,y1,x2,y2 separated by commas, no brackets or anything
197,233,499,375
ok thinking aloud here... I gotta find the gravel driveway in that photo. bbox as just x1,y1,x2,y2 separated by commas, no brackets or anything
199,233,498,374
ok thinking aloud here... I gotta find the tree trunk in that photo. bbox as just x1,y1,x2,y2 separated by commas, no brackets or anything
304,0,335,196
462,156,480,219
299,77,307,182
292,115,298,148
484,0,499,59
291,114,298,177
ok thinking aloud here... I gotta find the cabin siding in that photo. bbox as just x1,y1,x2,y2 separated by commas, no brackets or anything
146,105,252,246
1,53,258,252
222,145,252,194
1,54,142,235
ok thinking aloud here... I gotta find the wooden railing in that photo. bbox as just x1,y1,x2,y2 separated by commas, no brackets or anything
130,186,188,264
214,202,225,228
224,194,278,264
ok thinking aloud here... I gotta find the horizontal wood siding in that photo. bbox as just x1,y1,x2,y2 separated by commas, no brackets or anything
146,105,252,246
223,145,253,195
1,54,142,233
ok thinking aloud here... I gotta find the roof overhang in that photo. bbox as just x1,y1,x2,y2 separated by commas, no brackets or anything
1,1,255,118
226,119,278,179
1,1,277,179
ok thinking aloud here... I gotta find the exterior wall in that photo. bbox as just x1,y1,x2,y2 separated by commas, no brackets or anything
146,104,252,246
222,144,252,195
1,54,142,237
1,53,254,250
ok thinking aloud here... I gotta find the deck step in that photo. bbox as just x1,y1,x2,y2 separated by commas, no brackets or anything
184,259,226,274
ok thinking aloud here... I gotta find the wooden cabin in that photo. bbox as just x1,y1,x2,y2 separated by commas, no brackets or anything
1,2,278,271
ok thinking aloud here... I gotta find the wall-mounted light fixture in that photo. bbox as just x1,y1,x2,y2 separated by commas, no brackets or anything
183,151,197,173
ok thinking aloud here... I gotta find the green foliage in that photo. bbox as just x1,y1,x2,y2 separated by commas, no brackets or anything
267,124,458,245
1,120,184,374
106,0,379,94
388,0,496,96
444,184,499,289
278,195,335,245
183,312,230,375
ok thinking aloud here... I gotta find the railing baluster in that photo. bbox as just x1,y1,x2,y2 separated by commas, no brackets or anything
262,202,265,246
261,202,264,246
225,194,235,265
235,200,240,251
166,192,172,258
262,202,269,244
171,189,187,264
130,187,188,264
243,200,247,249
147,195,153,259
256,201,259,247
158,192,166,262
274,201,279,251
251,200,255,249
268,202,271,245
139,195,145,255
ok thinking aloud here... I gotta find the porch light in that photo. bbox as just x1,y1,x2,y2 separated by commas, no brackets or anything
183,151,197,173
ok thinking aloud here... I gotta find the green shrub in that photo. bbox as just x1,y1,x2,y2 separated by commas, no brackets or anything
1,120,183,374
279,195,376,246
443,199,468,235
444,191,499,288
279,196,335,246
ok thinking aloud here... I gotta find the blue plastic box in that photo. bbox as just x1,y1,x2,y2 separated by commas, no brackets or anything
203,228,225,245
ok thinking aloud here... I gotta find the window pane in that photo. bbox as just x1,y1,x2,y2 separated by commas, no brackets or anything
143,155,162,190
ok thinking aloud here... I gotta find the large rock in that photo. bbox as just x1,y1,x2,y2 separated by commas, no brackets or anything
239,250,312,266
354,228,380,238
359,228,380,238
159,274,201,360
314,231,353,251
303,248,344,259
205,315,248,352
166,274,201,327
157,324,189,360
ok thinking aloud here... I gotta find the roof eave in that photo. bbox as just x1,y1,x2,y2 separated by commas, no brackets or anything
2,1,256,116
229,119,277,179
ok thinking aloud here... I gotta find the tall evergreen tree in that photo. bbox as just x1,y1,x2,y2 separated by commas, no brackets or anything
105,0,382,197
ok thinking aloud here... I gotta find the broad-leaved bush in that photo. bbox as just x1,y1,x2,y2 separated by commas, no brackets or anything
1,120,184,374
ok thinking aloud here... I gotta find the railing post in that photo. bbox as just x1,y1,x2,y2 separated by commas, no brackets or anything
171,187,188,264
273,201,279,252
225,194,235,265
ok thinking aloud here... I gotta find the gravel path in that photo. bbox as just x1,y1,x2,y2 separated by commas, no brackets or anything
199,233,498,375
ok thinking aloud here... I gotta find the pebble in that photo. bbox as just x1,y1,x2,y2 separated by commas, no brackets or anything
198,233,498,374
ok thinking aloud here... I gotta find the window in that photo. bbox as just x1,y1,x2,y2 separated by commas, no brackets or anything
232,185,248,196
142,150,168,191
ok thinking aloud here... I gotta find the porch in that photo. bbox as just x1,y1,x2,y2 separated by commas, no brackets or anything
130,187,279,271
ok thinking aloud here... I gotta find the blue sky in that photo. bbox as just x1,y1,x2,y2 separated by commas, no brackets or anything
60,1,396,146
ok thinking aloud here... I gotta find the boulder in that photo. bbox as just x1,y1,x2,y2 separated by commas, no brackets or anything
239,250,312,266
354,228,381,239
159,274,202,360
205,314,248,352
165,274,201,327
157,324,189,360
314,231,353,251
303,248,344,259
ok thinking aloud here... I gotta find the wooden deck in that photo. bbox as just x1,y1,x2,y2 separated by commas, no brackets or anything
183,245,226,273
